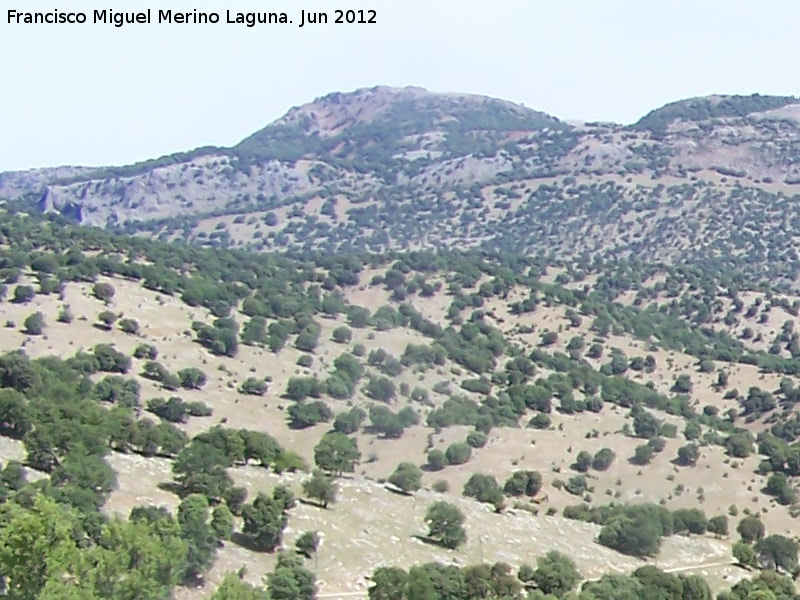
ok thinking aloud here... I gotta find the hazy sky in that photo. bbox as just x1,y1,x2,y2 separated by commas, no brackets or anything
1,0,797,170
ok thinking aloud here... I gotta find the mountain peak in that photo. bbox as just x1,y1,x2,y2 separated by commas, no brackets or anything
233,85,567,168
635,93,798,132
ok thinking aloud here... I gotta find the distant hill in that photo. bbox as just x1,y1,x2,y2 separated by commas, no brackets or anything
6,86,800,287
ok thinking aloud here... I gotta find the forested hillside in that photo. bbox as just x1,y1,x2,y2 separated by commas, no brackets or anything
4,87,800,290
4,87,800,599
0,207,797,599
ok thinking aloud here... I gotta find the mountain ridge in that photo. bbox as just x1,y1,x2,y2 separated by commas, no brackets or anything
6,86,800,288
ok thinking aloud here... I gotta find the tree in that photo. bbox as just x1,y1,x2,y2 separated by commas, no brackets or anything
462,474,504,511
93,344,131,373
424,501,466,549
211,505,234,542
573,450,592,472
445,442,471,465
211,572,269,600
295,531,320,558
118,318,140,335
598,515,661,557
313,432,360,475
267,552,316,600
12,285,35,304
765,472,797,505
427,449,446,471
0,494,187,600
633,410,661,439
632,443,655,465
756,535,799,573
23,312,45,335
364,376,396,402
98,309,118,330
295,322,321,353
726,432,753,458
533,550,581,596
503,470,542,497
239,377,268,396
332,326,352,344
592,448,615,471
388,462,422,494
405,568,438,600
707,515,729,537
178,367,207,390
333,407,366,434
241,317,268,347
676,443,700,466
732,540,757,568
177,494,218,582
92,282,115,303
57,305,74,324
172,444,233,501
673,374,693,393
242,492,288,552
672,508,708,535
368,405,406,439
0,389,32,438
302,470,338,508
288,401,332,429
737,515,766,543
369,566,408,600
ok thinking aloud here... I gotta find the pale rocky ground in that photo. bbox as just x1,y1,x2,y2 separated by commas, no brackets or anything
1,268,794,597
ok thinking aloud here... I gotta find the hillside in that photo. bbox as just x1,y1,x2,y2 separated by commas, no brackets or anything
6,88,800,290
4,87,800,600
0,210,799,599
0,87,800,285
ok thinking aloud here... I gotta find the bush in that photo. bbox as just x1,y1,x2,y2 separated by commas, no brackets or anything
503,470,542,497
12,285,35,304
333,407,366,434
118,318,140,335
424,501,466,549
528,413,551,429
676,443,699,466
388,462,422,494
598,513,661,557
632,444,654,465
331,326,352,344
295,322,321,352
737,515,765,543
445,442,471,465
97,310,118,330
288,401,332,429
592,448,615,471
22,312,44,335
57,306,74,323
427,449,446,471
462,474,504,510
364,376,396,402
133,343,158,360
93,282,115,303
239,377,268,396
466,431,487,448
533,551,581,596
177,367,207,390
432,479,449,493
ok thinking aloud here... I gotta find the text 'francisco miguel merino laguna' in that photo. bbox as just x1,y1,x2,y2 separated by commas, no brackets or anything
7,9,378,27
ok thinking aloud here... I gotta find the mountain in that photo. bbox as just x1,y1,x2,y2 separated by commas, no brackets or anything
6,87,800,286
6,88,800,599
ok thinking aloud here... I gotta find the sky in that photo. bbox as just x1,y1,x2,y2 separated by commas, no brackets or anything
1,0,798,171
